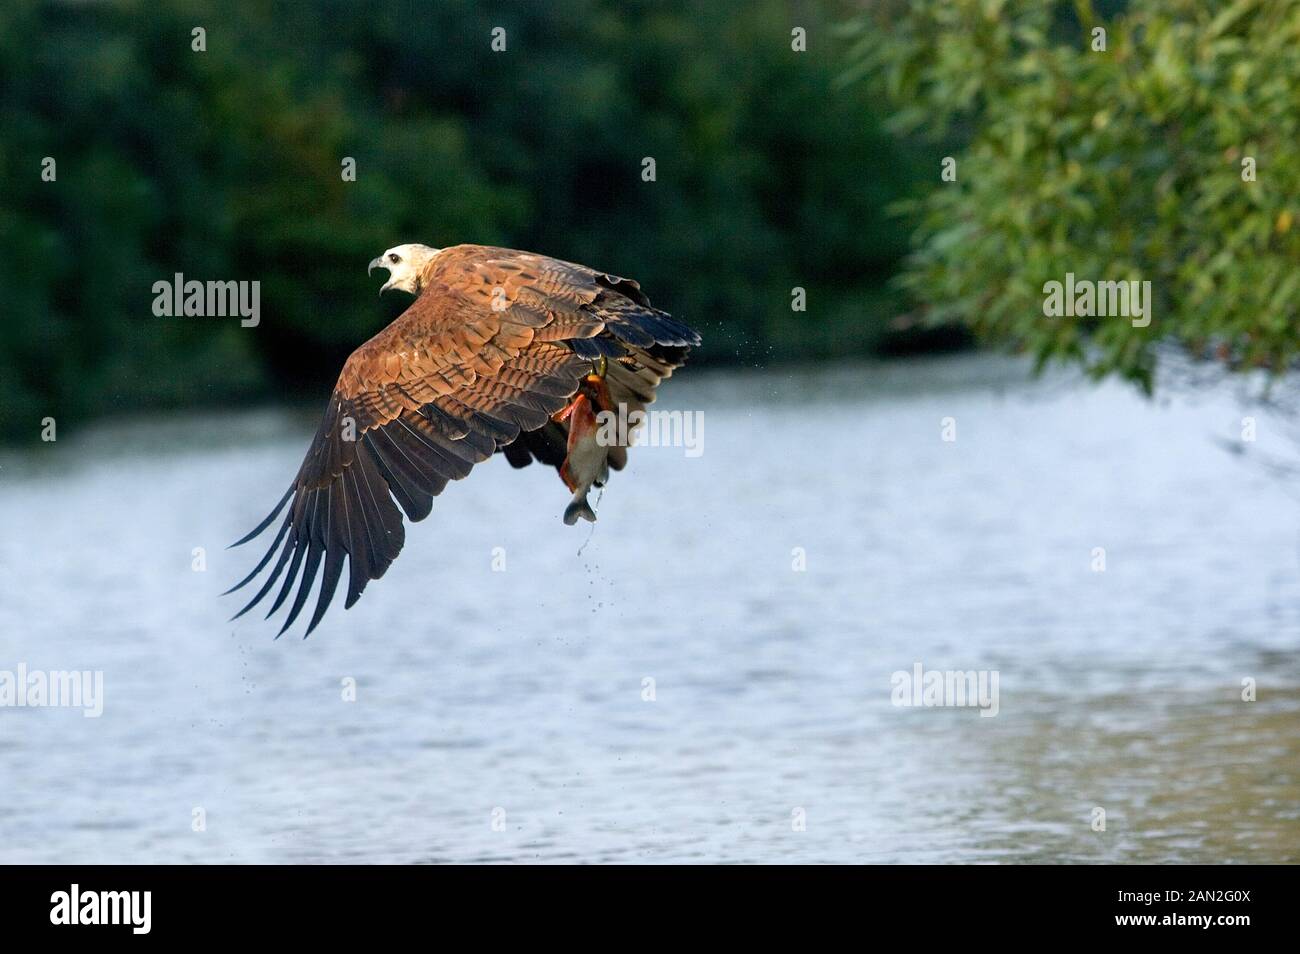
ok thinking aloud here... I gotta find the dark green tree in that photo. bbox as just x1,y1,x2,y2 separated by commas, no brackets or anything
0,0,921,441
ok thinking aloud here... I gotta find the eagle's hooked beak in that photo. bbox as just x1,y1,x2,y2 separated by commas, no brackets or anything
368,256,394,296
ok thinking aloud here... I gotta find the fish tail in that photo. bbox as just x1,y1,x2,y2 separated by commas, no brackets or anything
564,493,597,525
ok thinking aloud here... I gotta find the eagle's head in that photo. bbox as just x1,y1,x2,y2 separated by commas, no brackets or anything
368,243,440,295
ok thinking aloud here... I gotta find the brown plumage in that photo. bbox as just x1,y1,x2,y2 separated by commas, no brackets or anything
227,244,701,636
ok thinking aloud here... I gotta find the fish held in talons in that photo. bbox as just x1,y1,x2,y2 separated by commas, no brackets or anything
555,375,613,525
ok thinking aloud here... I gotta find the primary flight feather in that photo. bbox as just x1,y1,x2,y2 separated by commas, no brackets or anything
227,243,701,637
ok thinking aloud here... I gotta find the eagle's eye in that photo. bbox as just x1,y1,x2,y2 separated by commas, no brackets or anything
388,253,401,264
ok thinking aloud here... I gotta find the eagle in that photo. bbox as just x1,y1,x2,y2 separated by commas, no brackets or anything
226,244,701,637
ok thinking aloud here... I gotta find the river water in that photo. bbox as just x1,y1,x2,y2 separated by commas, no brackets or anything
1,356,1297,863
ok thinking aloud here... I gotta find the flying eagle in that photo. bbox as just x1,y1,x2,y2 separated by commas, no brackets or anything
227,244,701,637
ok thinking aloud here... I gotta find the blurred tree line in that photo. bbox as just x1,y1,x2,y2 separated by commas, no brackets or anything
0,0,930,441
845,0,1300,393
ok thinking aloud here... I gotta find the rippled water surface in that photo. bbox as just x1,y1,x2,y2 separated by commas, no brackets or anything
1,356,1297,863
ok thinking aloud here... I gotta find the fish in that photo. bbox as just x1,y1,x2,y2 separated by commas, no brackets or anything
555,375,613,525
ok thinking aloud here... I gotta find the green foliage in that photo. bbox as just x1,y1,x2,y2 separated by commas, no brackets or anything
845,0,1300,391
0,0,922,440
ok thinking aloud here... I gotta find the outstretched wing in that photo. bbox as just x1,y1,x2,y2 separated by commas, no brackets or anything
227,244,700,636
